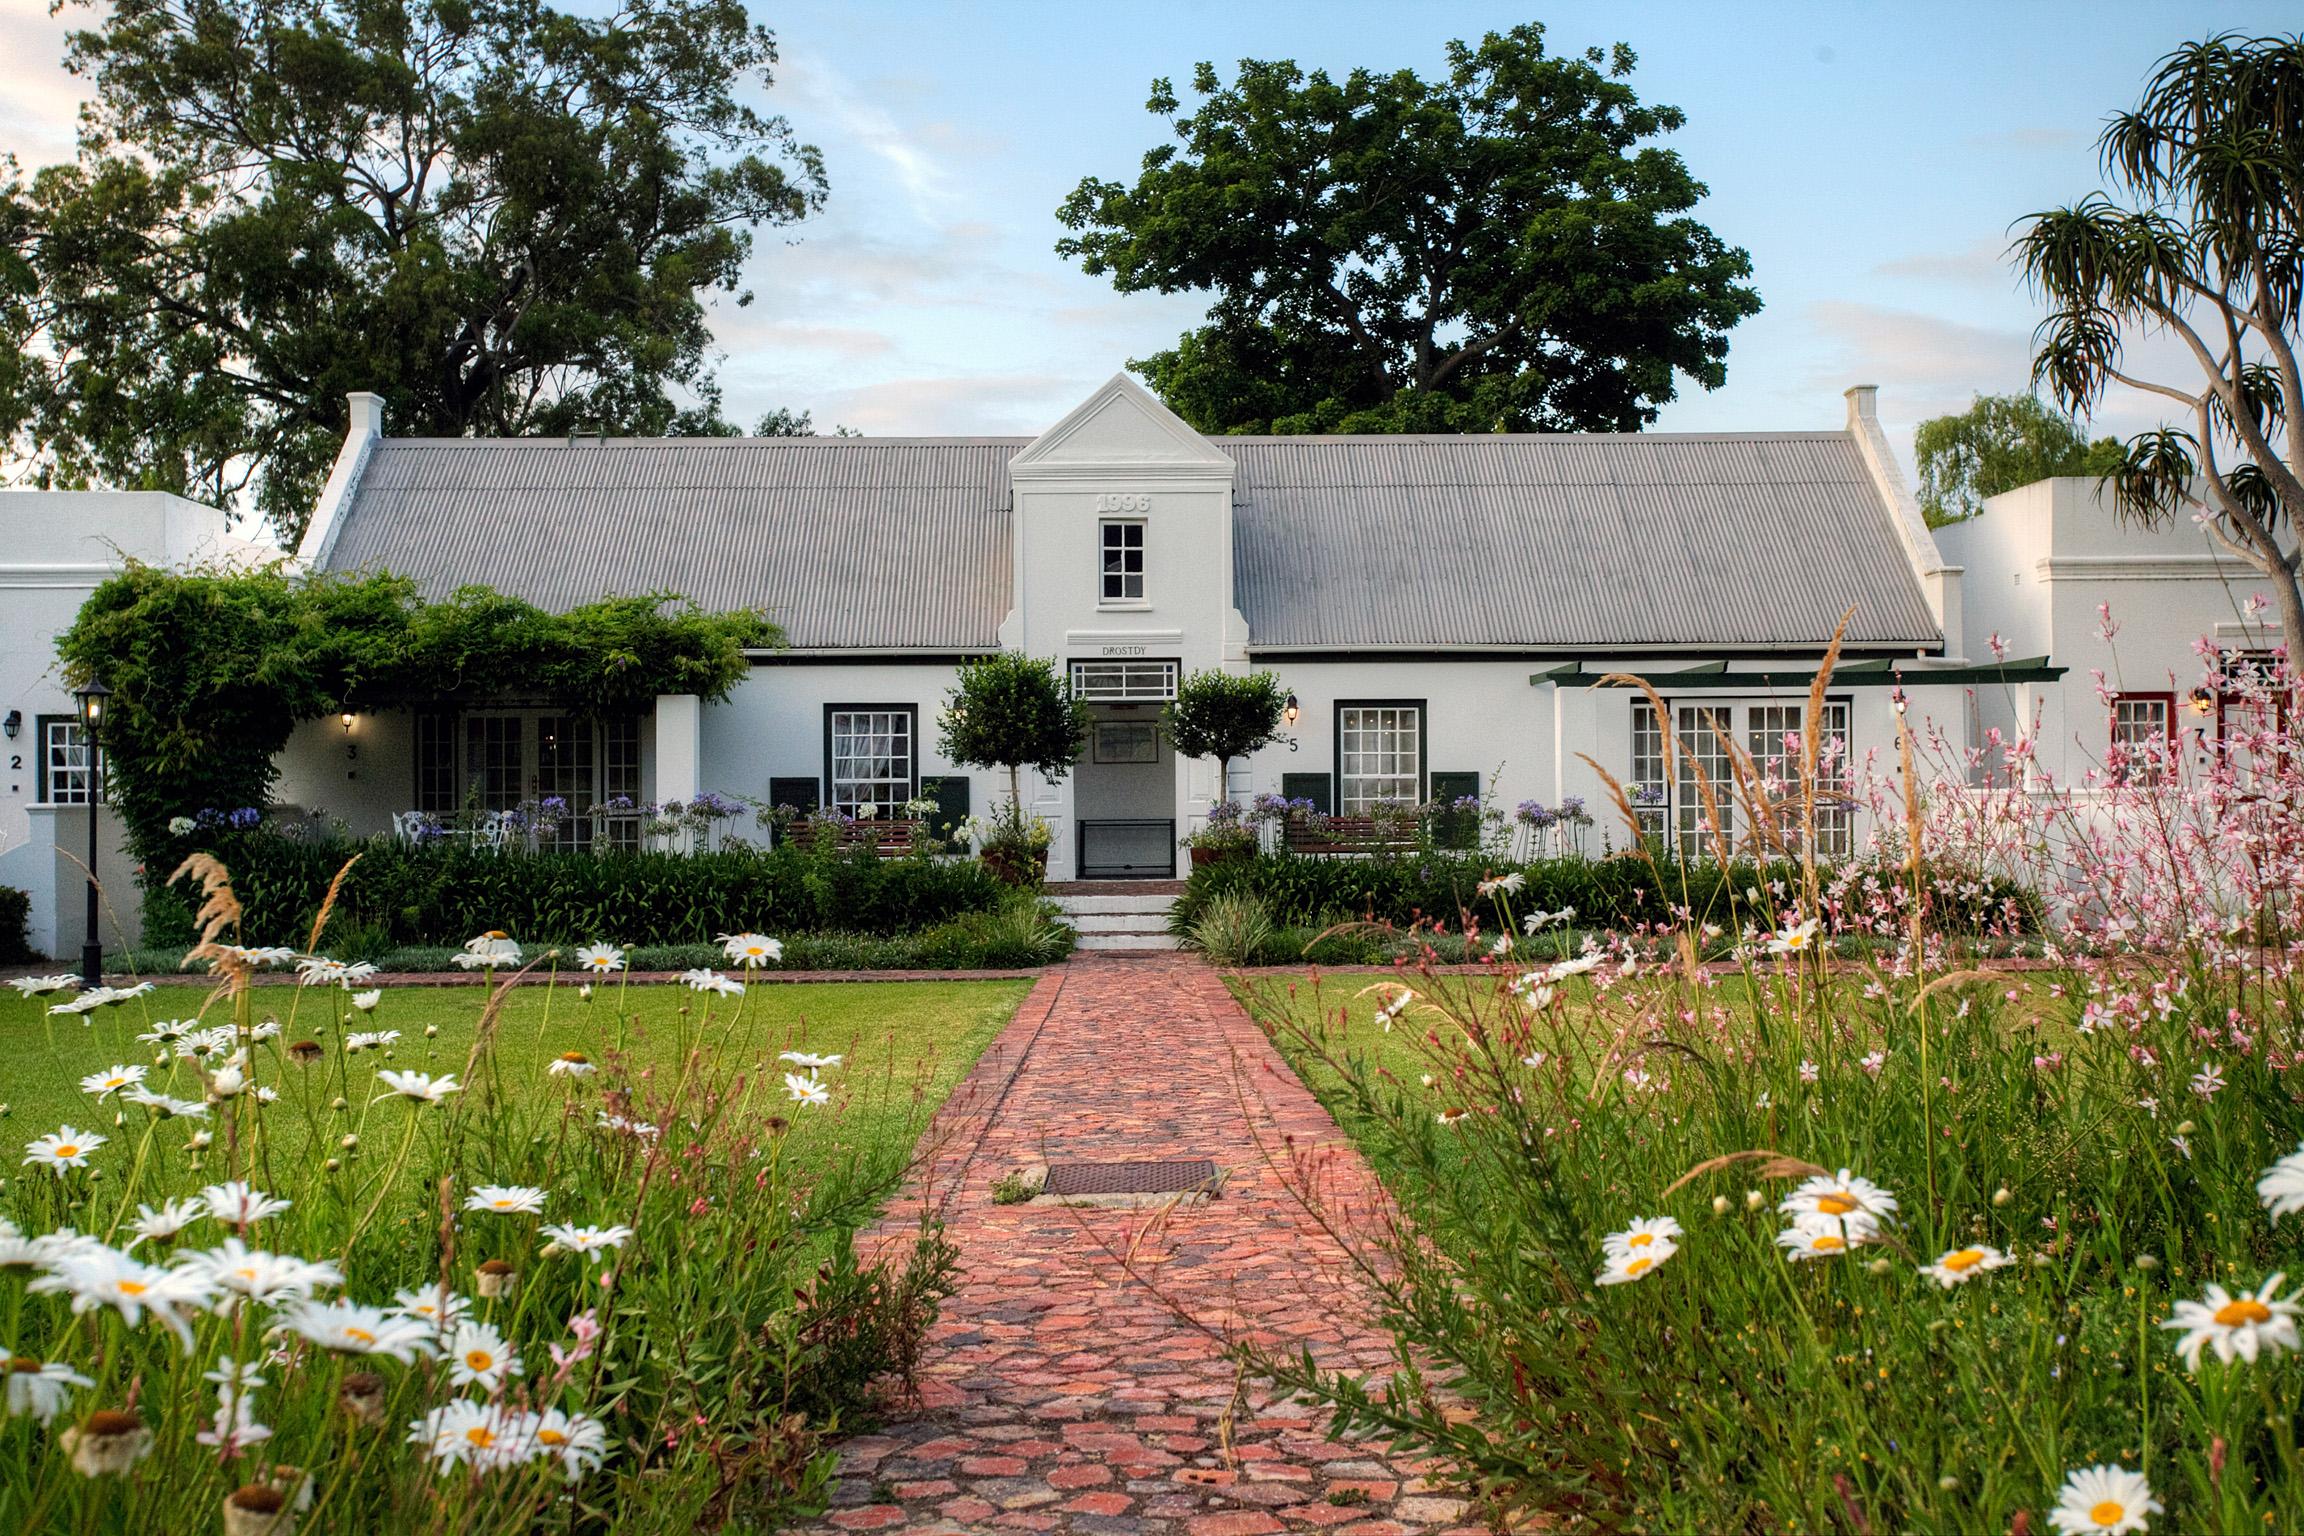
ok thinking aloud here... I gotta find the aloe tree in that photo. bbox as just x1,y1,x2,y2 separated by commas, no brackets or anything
2016,33,2304,662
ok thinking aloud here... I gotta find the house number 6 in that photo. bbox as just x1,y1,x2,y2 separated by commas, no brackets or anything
1094,494,1150,513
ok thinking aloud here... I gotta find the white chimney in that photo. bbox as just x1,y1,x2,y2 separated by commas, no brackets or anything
1843,383,1879,426
347,391,385,439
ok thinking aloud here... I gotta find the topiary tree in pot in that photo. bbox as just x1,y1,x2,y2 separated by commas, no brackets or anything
1163,669,1291,864
937,654,1091,884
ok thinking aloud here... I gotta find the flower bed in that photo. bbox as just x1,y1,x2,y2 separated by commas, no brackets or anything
0,898,1032,1531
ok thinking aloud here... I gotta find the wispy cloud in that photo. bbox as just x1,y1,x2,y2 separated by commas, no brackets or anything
813,372,1089,435
775,54,959,222
1873,237,2023,291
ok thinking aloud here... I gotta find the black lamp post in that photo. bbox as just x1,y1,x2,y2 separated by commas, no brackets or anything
73,678,110,987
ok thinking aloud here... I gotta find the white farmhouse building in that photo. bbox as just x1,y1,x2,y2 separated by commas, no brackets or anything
263,371,2189,887
0,492,270,956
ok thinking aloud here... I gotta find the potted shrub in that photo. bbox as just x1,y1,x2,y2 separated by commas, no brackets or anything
1182,800,1258,868
936,654,1090,885
1161,668,1291,804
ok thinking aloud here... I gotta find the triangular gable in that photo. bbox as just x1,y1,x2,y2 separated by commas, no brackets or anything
1009,373,1234,478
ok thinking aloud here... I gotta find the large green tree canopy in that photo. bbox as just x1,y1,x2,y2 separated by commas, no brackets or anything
1054,24,1762,435
1913,394,2125,526
0,0,827,544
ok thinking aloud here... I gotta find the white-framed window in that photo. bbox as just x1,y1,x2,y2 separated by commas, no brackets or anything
1069,659,1177,702
1812,700,1854,858
1675,705,1736,857
1628,700,1667,839
826,706,916,816
1099,519,1145,604
1338,702,1422,813
39,716,93,805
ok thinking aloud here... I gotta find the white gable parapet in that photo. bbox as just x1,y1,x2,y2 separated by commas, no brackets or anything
1843,384,1964,661
294,391,386,571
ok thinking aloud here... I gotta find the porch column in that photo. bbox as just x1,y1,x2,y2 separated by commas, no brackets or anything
655,691,701,809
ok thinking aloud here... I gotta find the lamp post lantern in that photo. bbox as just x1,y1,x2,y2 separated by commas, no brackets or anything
73,678,110,988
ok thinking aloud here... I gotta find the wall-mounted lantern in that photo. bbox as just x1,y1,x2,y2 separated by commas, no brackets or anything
1282,691,1300,727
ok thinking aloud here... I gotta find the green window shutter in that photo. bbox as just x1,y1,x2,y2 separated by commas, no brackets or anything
921,775,971,841
1429,771,1482,850
1280,772,1332,816
768,776,820,814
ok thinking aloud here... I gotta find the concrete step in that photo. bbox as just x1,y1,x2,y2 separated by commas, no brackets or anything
1071,912,1175,935
1052,893,1180,916
1074,932,1182,952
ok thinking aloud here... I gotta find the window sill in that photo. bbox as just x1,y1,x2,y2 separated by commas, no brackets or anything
1096,601,1153,613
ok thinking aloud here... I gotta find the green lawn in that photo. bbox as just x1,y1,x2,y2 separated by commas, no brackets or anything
0,976,1029,1177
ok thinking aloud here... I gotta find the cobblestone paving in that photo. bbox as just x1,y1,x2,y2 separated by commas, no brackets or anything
793,955,1477,1536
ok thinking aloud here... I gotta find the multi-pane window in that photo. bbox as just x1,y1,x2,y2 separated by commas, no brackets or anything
1629,700,1667,840
601,714,643,850
535,715,595,851
414,714,456,814
2109,693,2174,784
1069,660,1177,701
40,717,93,805
414,712,642,844
1099,520,1145,603
1812,700,1854,858
1746,705,1802,855
1338,704,1422,813
1676,707,1736,857
464,716,525,811
828,708,915,816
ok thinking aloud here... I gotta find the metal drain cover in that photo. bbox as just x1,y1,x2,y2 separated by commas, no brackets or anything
1041,1159,1218,1197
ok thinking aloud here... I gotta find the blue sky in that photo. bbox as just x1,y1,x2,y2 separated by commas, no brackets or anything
3,1,2289,465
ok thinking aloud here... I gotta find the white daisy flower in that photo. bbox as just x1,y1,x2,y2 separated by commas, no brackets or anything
718,931,783,967
1920,1245,2012,1289
450,932,523,970
175,1025,238,1061
376,1070,462,1104
30,1250,215,1345
539,1223,635,1262
276,1299,436,1362
343,1030,400,1053
2161,1273,2303,1372
24,1125,106,1176
348,989,383,1012
2048,1464,2160,1535
464,1185,547,1216
784,1072,830,1107
1777,1216,1863,1262
79,1064,148,1099
2257,1145,2304,1222
120,1086,209,1120
1540,954,1603,983
1476,872,1525,896
1778,1170,1899,1227
126,1198,207,1250
1597,1240,1678,1285
391,1286,472,1332
1603,1217,1684,1259
1436,1106,1474,1127
7,973,78,997
2,1357,92,1423
547,1052,597,1078
778,1051,843,1069
595,1111,659,1140
410,1399,531,1472
443,1321,521,1391
575,942,626,974
1766,917,1822,955
135,1019,194,1043
527,1407,609,1481
233,946,297,969
295,956,350,986
1365,985,1415,1030
199,1182,291,1227
181,1238,342,1304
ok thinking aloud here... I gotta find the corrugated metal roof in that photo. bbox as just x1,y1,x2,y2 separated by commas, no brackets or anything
322,437,1026,649
1226,433,1940,650
316,428,1940,653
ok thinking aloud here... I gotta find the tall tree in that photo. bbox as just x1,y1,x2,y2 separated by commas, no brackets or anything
0,0,827,544
1054,24,1761,435
1913,394,2125,526
2018,32,2304,662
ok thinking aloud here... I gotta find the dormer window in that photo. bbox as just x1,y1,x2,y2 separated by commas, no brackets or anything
1099,519,1144,604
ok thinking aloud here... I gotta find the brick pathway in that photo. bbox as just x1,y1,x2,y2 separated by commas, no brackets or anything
799,955,1476,1536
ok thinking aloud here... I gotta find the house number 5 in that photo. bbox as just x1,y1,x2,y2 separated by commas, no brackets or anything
1094,494,1150,513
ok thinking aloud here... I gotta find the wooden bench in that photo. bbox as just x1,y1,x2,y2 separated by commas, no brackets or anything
824,819,926,858
1283,815,1420,857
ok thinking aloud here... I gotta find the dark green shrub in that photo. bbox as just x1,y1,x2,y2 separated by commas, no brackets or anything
140,829,1010,949
0,884,32,964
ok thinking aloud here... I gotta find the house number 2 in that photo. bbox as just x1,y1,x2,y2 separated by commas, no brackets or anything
1094,494,1150,513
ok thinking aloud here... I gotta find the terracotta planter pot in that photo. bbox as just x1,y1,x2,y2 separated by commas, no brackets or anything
1189,843,1253,870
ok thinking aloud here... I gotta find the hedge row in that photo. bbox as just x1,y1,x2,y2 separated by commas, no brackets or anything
0,884,31,965
1172,851,2039,937
140,831,1012,953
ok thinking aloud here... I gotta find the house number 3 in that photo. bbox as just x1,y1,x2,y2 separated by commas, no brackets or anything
1094,494,1150,513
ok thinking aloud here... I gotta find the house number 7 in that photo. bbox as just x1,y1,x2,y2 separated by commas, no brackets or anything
1094,494,1150,513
